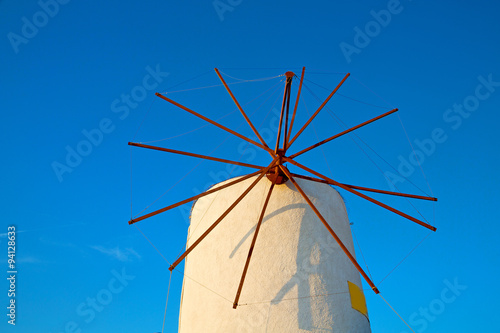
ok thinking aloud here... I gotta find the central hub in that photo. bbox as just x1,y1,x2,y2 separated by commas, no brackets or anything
266,149,289,184
266,166,288,185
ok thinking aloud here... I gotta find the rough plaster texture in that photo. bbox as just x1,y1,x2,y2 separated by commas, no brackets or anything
178,175,371,333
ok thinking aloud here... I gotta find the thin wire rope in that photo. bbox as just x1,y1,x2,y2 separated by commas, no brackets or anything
351,75,394,108
180,182,221,256
301,82,431,223
348,76,434,197
132,97,157,142
303,70,348,75
352,229,374,282
238,289,372,306
161,271,172,333
217,70,283,82
218,67,303,70
134,224,171,263
299,82,435,289
301,82,430,197
139,111,235,144
133,223,233,304
396,113,434,196
161,75,282,94
311,100,432,222
131,69,215,142
304,78,390,109
174,268,234,304
349,76,437,224
379,293,416,333
377,231,432,286
132,133,233,219
139,77,284,144
301,94,375,283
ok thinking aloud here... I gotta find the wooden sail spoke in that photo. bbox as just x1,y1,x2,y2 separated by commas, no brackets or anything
214,68,273,158
287,73,350,149
233,178,276,309
279,165,380,294
128,142,264,170
155,93,275,155
129,169,264,225
275,76,291,153
290,173,437,202
284,158,437,232
289,108,398,159
168,158,280,271
286,67,305,149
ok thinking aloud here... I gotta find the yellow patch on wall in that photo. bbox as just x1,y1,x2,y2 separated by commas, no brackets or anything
348,281,368,317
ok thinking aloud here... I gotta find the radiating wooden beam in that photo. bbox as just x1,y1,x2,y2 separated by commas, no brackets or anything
283,72,293,151
275,79,290,153
286,67,305,147
284,158,437,232
290,173,437,201
289,108,398,159
287,73,350,149
279,165,380,294
214,68,273,158
156,93,275,155
128,169,264,225
233,178,276,309
128,142,264,170
168,158,279,271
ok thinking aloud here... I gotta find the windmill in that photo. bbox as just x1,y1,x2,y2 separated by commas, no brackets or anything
128,68,437,332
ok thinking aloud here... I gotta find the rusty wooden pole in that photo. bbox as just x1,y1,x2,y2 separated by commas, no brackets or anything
169,158,279,271
279,165,380,294
284,158,437,231
214,68,274,158
274,78,290,153
156,93,274,155
286,67,305,147
287,73,350,149
128,142,264,170
283,72,293,151
129,169,264,225
289,108,398,159
233,179,276,309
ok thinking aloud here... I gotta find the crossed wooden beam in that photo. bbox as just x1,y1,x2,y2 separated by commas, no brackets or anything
128,68,437,308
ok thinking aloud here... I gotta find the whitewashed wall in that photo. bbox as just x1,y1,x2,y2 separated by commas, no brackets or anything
178,175,371,332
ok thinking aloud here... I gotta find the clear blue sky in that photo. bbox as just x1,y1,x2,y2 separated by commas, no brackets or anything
1,0,499,332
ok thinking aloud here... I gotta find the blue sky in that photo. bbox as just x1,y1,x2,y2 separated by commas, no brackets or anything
1,0,499,332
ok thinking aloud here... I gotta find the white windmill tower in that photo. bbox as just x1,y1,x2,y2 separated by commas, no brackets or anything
128,68,437,332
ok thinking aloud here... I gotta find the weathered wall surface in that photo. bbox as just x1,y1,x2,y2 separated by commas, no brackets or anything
178,175,371,332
